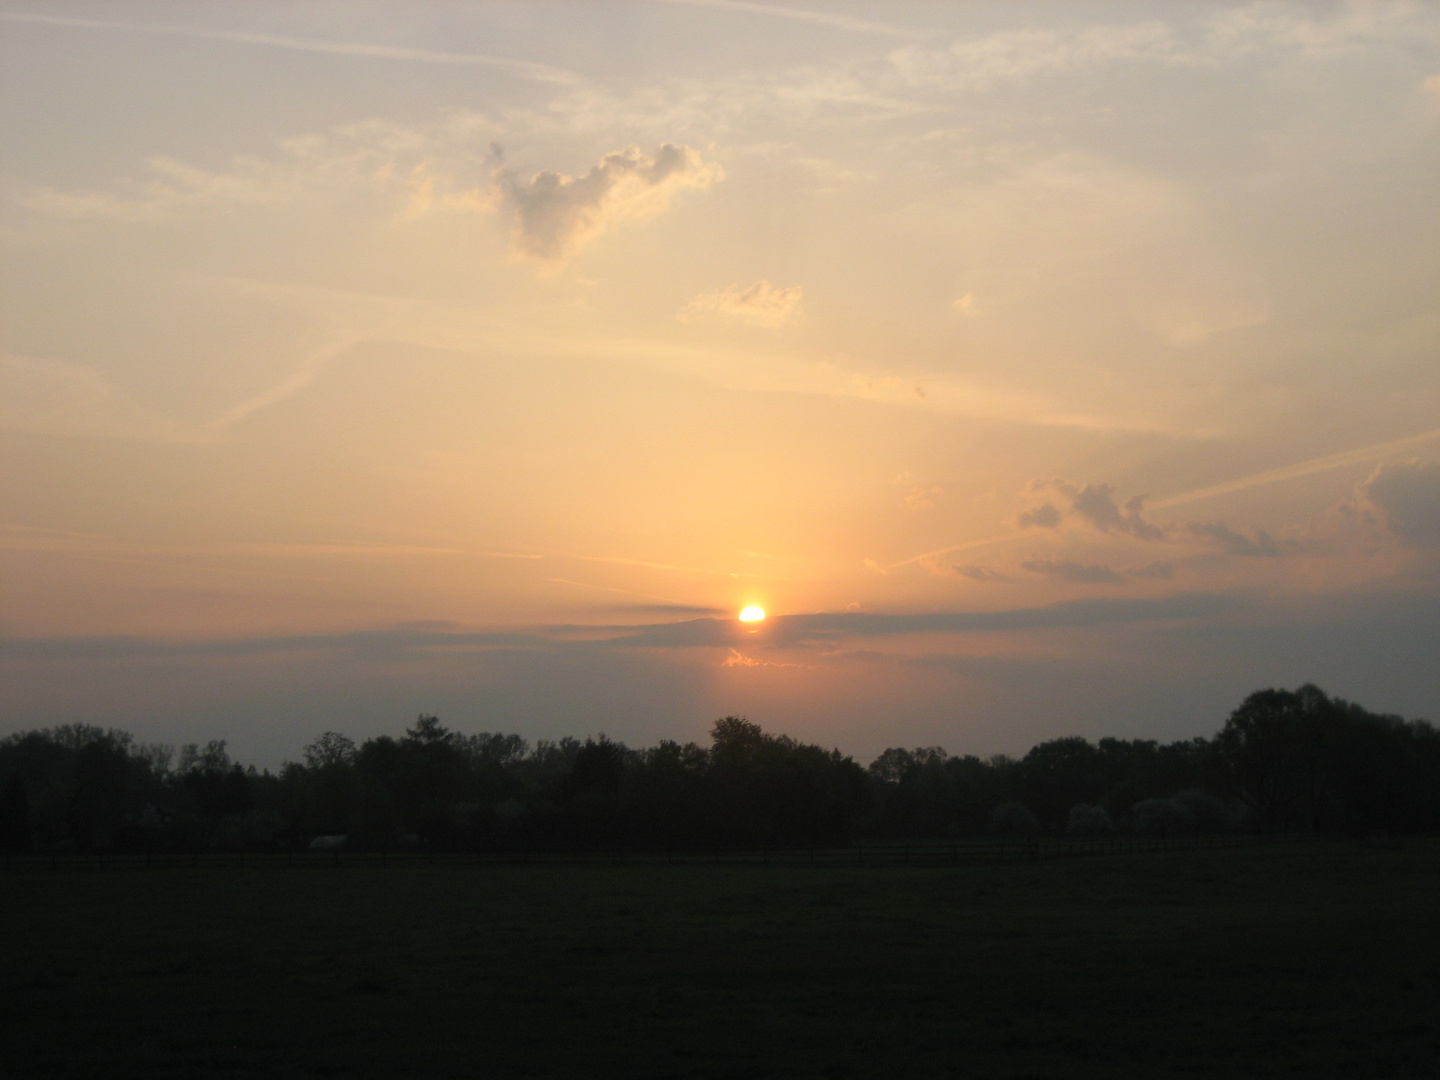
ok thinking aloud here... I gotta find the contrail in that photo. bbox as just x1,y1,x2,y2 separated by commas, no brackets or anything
883,531,1019,572
1151,427,1440,510
0,11,581,84
208,340,356,434
644,0,914,38
885,426,1440,571
543,577,697,607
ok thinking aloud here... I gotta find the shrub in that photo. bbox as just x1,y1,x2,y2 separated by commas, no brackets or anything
1066,802,1114,837
991,800,1039,837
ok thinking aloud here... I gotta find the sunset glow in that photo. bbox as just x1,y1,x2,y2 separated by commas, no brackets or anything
1,3,1437,765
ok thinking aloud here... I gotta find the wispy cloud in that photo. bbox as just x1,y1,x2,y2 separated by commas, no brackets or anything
890,20,1187,92
0,594,1244,665
1020,559,1124,584
0,524,547,564
0,350,198,443
605,593,1241,648
886,5,1439,94
0,11,580,84
679,280,803,328
645,0,914,39
21,154,300,222
953,564,1009,583
0,624,545,662
17,117,477,222
721,648,813,669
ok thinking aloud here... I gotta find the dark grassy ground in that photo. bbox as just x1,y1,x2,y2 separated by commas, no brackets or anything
4,841,1439,1078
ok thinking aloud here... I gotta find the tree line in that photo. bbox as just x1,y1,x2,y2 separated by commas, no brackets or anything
2,685,1437,855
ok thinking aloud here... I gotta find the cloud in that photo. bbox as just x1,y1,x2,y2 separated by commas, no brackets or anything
904,487,943,511
886,7,1437,94
21,154,297,222
889,22,1185,92
0,625,544,662
1127,561,1176,580
917,447,1440,581
1019,480,1165,541
499,144,721,264
679,280,803,328
0,11,581,83
609,593,1240,648
19,117,493,222
1015,503,1063,530
720,649,812,669
1070,483,1164,540
18,132,720,266
8,589,1434,768
1020,559,1124,584
608,592,1246,642
1151,428,1440,511
0,594,1243,663
893,473,944,511
953,565,1008,582
0,350,195,442
1362,460,1440,550
646,0,912,38
1205,3,1436,60
1186,521,1281,557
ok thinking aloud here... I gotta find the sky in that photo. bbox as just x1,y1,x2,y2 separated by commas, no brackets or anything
2,1,1438,767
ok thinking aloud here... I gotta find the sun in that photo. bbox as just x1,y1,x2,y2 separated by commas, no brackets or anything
738,606,766,623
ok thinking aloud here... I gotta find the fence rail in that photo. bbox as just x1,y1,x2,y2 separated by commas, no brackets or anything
1,834,1290,873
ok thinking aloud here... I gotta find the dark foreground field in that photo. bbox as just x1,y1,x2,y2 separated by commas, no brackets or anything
4,842,1439,1078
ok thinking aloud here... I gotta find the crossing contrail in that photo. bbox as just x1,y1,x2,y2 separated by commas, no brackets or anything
885,426,1440,571
1150,427,1440,510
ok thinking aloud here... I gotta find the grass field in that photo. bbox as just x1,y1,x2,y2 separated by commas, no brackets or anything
4,841,1439,1078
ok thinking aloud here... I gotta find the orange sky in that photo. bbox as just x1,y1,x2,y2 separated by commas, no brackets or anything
2,2,1438,764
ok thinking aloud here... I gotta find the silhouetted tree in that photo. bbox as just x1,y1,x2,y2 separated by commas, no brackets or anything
1018,737,1103,831
1066,803,1114,837
4,684,1434,853
991,800,1039,837
0,776,31,852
